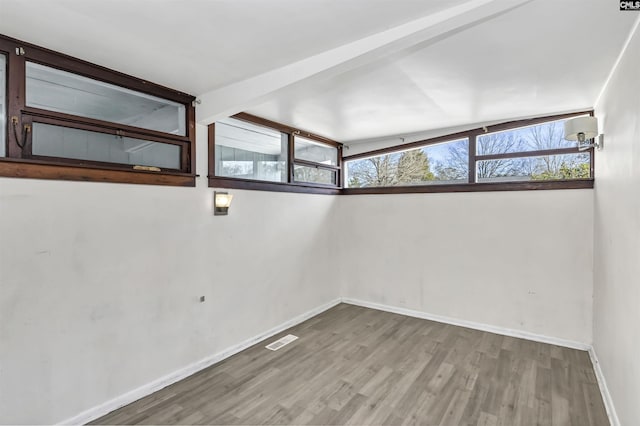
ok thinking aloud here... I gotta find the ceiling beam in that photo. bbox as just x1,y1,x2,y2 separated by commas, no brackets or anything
196,0,534,125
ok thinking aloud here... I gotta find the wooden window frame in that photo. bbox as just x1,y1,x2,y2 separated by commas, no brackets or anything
291,133,341,187
208,112,342,195
0,34,197,187
342,111,595,195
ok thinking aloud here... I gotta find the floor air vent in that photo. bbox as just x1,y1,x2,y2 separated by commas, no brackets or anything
265,334,298,351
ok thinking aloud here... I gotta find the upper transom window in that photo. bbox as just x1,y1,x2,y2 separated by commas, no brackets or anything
209,113,342,194
0,34,196,186
343,112,594,193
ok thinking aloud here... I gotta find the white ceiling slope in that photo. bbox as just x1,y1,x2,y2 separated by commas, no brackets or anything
0,0,637,146
195,0,533,124
246,0,638,144
0,0,456,93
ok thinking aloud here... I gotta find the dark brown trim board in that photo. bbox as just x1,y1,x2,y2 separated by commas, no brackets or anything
0,158,196,186
341,179,594,195
209,177,341,195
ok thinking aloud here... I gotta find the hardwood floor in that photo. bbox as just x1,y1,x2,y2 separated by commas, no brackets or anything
91,304,608,425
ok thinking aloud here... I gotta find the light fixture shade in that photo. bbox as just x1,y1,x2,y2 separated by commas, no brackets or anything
214,191,233,215
215,192,233,208
564,116,598,141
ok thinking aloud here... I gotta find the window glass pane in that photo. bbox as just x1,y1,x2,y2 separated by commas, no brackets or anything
345,139,469,188
476,152,590,182
0,54,6,156
32,123,181,169
293,165,337,185
215,117,287,182
294,136,338,166
26,62,186,136
476,117,586,155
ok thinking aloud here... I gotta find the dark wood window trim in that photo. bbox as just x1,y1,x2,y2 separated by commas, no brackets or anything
291,133,341,187
342,110,595,195
0,34,197,187
208,112,343,194
342,179,593,195
208,176,341,195
0,157,195,186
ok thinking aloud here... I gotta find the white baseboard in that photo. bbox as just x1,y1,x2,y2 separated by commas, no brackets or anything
341,298,591,351
59,298,341,425
588,347,620,426
59,297,617,426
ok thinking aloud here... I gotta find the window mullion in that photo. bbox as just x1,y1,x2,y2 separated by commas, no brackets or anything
468,132,477,184
338,145,344,188
287,132,295,184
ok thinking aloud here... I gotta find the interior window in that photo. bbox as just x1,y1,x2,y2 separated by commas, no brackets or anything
210,114,343,193
0,34,196,186
26,62,186,136
214,117,288,183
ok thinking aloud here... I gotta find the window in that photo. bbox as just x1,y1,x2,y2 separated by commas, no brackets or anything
26,63,186,136
475,117,591,182
214,117,287,183
0,34,196,186
209,113,342,194
292,135,340,186
294,136,338,166
476,153,590,183
344,112,594,193
346,139,468,188
31,123,181,170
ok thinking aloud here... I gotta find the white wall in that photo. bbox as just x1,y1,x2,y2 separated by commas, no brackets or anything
593,20,640,426
0,124,339,424
337,190,594,344
0,127,598,424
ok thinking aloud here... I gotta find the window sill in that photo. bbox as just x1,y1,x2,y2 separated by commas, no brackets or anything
0,158,196,187
208,176,340,195
341,179,594,195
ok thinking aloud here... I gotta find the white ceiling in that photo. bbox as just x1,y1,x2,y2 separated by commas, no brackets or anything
0,0,454,94
0,0,637,146
247,1,637,143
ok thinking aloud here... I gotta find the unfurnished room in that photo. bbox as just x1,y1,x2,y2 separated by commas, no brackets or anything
0,1,639,425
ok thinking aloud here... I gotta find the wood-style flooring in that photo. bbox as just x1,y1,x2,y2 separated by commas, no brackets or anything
92,304,608,425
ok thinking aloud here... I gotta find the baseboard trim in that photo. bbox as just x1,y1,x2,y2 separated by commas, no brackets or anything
59,297,611,425
341,298,591,351
59,298,342,425
588,347,620,426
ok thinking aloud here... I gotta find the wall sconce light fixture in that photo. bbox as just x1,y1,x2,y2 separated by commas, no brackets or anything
214,191,233,216
564,116,603,151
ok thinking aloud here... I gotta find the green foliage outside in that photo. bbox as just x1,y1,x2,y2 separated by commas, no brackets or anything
532,162,590,180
